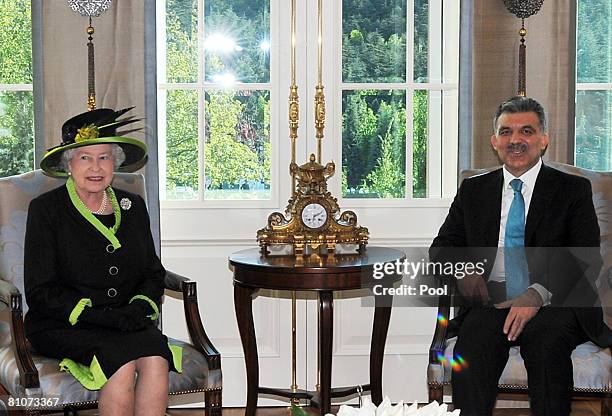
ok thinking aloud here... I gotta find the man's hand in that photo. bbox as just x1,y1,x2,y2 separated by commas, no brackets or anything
456,274,489,305
495,288,543,341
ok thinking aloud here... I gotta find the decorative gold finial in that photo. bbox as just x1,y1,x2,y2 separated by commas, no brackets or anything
314,85,326,163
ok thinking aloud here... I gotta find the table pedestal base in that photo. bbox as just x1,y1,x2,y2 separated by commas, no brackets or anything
235,285,393,416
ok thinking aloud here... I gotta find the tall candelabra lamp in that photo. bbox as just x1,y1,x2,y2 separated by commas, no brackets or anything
255,0,369,404
67,0,113,110
503,0,544,96
257,2,369,258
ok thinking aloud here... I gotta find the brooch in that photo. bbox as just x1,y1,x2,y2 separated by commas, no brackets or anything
120,198,132,210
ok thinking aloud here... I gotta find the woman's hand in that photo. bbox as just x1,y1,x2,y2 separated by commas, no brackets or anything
79,306,150,331
115,301,154,329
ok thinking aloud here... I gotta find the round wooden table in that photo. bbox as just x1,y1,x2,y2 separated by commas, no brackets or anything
229,247,405,415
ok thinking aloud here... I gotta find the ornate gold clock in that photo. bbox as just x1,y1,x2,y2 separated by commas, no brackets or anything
257,154,369,257
257,0,368,258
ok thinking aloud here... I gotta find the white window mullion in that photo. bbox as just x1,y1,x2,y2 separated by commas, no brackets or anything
427,90,442,198
156,1,168,200
406,0,415,199
339,82,457,90
576,83,612,90
198,0,206,201
441,89,458,198
332,0,344,198
441,0,460,198
157,88,168,201
0,84,32,91
426,0,443,198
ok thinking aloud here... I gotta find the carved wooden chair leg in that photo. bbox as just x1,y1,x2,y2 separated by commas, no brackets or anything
428,384,444,404
602,397,611,416
63,405,79,415
204,389,222,416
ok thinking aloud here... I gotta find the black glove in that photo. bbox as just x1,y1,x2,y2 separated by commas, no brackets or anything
114,300,155,330
79,306,149,332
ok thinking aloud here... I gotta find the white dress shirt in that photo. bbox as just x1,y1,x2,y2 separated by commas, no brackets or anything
489,158,551,304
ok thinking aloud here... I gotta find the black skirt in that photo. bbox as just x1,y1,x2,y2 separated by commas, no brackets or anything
28,325,180,390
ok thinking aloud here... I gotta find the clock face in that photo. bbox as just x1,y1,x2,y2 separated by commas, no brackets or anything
301,203,328,229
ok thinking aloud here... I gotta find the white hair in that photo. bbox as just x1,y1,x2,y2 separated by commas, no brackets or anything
61,144,126,173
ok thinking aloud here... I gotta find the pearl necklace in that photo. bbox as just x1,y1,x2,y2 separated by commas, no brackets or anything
92,190,108,215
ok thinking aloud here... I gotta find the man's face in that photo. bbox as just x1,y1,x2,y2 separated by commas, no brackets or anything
490,111,549,177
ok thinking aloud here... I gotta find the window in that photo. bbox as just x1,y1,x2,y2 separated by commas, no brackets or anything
0,0,34,177
156,0,459,204
157,0,272,201
340,0,459,199
575,0,612,171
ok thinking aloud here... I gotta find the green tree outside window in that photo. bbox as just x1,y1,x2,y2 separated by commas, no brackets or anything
0,0,34,177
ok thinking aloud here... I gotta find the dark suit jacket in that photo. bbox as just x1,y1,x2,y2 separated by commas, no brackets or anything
430,164,612,347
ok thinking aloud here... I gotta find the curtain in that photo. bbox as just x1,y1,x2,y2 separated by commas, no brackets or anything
471,0,573,168
33,0,160,251
40,1,145,149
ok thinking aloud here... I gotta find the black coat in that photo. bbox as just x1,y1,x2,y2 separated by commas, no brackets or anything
24,185,165,337
430,164,612,347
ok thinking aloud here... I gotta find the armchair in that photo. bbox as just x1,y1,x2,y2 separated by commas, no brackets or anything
0,170,222,416
427,162,611,414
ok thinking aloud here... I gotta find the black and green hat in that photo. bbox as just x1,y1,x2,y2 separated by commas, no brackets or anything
40,107,148,177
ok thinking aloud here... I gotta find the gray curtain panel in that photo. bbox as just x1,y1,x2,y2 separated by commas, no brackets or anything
471,0,573,168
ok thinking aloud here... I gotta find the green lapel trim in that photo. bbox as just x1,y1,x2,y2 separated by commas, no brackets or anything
66,177,122,250
169,343,183,373
69,298,92,326
130,294,160,321
59,355,108,391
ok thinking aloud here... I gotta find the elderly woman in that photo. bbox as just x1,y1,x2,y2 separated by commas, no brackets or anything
24,108,181,416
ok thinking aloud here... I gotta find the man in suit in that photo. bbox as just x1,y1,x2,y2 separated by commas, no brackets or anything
430,96,612,416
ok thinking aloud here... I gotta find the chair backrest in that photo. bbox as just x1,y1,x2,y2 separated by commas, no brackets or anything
0,170,146,318
460,162,612,323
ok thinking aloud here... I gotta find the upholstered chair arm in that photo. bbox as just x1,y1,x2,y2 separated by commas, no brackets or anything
164,271,221,370
1,285,40,389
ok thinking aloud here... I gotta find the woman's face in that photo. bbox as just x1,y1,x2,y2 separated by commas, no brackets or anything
68,144,115,195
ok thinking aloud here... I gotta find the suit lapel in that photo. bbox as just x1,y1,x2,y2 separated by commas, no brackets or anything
477,169,503,246
525,164,557,245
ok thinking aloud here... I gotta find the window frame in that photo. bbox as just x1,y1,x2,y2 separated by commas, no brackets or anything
332,0,460,208
573,0,612,171
0,0,37,177
157,0,460,210
157,0,281,209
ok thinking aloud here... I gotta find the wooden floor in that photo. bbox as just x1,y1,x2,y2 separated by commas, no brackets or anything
48,401,603,415
217,402,602,416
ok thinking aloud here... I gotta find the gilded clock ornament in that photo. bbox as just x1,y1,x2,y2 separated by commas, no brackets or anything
257,154,369,257
257,0,368,258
